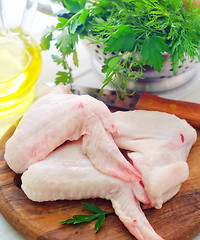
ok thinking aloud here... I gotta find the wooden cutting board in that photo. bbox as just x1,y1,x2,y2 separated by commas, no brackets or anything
0,122,200,240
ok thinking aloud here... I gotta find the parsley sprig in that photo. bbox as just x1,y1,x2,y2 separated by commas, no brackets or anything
60,202,113,233
41,0,200,97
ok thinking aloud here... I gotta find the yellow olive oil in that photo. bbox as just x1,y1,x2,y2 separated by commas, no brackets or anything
0,31,42,123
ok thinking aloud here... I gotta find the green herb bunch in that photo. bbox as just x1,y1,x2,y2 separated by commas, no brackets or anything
41,0,200,96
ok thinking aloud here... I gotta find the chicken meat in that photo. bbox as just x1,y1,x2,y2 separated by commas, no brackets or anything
4,84,139,182
4,85,197,240
21,139,163,240
112,110,197,208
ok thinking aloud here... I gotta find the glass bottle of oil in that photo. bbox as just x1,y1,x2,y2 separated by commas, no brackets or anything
0,0,42,136
0,30,42,129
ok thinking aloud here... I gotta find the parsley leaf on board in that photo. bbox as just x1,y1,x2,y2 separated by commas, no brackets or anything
60,202,113,233
41,0,200,96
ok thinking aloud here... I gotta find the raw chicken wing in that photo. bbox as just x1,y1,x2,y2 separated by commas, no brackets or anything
113,110,197,208
21,139,163,240
4,84,140,183
4,84,116,173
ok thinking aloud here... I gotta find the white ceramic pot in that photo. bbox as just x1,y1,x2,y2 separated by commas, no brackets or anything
82,39,199,92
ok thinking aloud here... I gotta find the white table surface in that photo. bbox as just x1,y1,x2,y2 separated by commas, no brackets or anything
0,9,200,240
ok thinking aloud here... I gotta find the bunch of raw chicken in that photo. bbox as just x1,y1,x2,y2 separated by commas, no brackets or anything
5,84,197,240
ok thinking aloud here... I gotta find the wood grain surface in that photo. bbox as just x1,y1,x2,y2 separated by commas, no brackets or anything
0,122,200,240
135,92,200,128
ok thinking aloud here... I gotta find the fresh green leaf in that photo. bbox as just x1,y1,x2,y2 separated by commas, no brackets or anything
81,202,107,214
51,54,63,65
73,50,79,67
56,28,70,55
52,54,70,71
55,70,73,85
60,214,98,224
69,214,98,223
70,19,82,34
40,26,54,50
62,0,87,13
60,218,75,224
141,36,169,72
78,9,89,24
101,64,109,74
104,26,137,53
56,28,78,55
106,56,123,69
56,17,69,30
95,215,105,233
60,202,113,233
